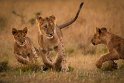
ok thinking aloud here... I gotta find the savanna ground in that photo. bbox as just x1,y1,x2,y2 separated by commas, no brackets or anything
0,0,124,83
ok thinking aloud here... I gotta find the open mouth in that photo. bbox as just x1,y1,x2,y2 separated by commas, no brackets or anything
16,40,26,46
47,35,53,39
47,34,54,39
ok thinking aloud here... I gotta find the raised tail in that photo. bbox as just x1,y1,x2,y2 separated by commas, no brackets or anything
58,2,84,29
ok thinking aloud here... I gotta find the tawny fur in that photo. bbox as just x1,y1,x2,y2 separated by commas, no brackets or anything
91,27,124,69
37,15,69,71
36,2,84,71
12,27,38,65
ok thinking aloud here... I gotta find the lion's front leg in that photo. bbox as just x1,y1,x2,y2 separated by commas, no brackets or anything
15,54,30,65
39,48,53,70
96,52,119,69
54,41,69,72
43,50,53,71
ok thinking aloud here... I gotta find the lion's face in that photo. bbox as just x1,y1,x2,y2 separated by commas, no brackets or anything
91,27,108,45
36,15,56,39
12,27,27,45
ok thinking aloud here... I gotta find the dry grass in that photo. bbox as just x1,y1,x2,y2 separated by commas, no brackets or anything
0,55,124,83
0,0,124,83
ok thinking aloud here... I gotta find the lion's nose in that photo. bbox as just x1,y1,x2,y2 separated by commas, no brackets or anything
91,39,95,45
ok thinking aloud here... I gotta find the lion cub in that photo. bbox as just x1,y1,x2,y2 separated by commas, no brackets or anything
91,27,124,69
12,27,38,65
36,2,84,71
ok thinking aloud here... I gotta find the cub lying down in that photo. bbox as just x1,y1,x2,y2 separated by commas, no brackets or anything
12,27,38,65
91,27,124,69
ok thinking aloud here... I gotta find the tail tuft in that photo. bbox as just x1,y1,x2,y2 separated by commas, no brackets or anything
80,2,84,8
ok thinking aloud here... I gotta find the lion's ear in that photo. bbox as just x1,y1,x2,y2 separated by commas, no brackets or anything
101,27,107,33
23,27,28,34
37,16,44,24
12,28,17,35
49,15,56,21
96,27,101,34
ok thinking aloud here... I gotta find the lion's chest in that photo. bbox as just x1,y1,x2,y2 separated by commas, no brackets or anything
43,36,59,50
16,44,33,58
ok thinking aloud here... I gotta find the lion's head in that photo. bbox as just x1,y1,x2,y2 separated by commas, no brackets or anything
91,27,110,45
36,15,56,39
12,27,28,46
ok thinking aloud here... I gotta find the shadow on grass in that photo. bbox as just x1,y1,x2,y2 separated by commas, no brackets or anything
0,60,74,74
0,60,42,73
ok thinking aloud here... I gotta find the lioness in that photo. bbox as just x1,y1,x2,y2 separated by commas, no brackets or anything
12,27,38,65
36,2,84,71
91,27,124,69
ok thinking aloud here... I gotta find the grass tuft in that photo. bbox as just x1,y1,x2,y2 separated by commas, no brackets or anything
0,60,9,72
14,64,42,72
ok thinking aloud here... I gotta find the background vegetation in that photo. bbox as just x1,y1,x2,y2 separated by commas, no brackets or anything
0,0,124,83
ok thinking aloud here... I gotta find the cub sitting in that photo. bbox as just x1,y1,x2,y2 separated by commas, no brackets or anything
91,27,124,69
